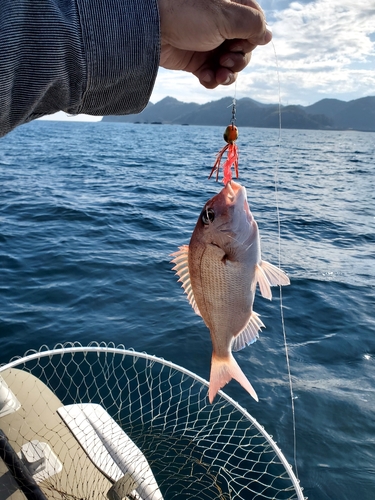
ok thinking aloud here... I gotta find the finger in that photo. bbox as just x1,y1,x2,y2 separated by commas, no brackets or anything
194,65,238,89
193,43,252,89
196,68,219,89
233,0,263,10
221,1,272,45
219,51,252,73
215,68,237,86
226,39,257,54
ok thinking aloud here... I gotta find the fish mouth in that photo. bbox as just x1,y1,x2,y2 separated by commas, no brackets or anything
224,180,247,204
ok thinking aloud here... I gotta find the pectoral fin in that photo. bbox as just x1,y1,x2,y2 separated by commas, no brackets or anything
170,245,201,317
255,260,290,300
232,312,265,352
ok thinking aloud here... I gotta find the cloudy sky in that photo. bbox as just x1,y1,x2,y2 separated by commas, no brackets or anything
44,0,374,121
152,0,375,106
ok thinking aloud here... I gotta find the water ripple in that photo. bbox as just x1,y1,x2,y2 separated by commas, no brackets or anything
0,121,374,500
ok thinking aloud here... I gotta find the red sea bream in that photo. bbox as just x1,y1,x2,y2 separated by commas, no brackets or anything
171,181,290,402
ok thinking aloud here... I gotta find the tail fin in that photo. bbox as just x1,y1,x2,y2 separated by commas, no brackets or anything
208,353,258,403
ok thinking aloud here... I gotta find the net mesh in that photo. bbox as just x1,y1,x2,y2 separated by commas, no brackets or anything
0,342,304,500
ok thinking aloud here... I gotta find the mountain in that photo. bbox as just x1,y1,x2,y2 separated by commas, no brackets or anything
261,105,333,129
304,96,375,131
173,97,279,127
329,96,375,131
101,97,199,124
102,96,375,131
304,98,349,119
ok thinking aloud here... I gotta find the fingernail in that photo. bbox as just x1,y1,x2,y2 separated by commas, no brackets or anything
223,74,233,85
222,57,234,68
231,45,243,53
201,72,212,83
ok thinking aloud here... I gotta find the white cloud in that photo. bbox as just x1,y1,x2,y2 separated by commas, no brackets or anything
271,0,375,66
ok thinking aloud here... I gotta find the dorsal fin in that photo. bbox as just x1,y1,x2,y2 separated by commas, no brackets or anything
231,311,265,352
170,245,201,317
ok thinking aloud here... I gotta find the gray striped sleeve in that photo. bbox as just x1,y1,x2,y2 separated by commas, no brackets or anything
0,0,160,137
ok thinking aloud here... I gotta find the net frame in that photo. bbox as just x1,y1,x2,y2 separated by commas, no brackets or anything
0,342,305,500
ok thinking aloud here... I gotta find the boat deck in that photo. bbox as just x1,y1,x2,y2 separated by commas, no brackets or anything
0,368,113,500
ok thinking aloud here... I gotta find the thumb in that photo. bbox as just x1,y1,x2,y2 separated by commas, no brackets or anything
221,0,272,45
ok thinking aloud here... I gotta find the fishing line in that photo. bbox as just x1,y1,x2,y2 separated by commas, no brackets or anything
231,79,238,126
215,50,298,475
271,39,299,480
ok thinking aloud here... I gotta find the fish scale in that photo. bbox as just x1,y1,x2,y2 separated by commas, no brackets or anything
171,180,290,403
197,249,253,345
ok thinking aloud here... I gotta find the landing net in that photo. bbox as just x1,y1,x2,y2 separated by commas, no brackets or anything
0,342,304,499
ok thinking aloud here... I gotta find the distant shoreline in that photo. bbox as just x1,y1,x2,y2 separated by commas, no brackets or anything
100,95,375,133
36,119,375,134
100,121,375,133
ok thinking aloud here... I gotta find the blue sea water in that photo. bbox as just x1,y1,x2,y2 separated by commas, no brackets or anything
0,120,374,500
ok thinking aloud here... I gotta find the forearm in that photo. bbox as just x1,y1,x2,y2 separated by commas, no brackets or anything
0,0,160,137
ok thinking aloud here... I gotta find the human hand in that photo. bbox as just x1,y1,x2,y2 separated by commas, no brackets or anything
158,0,272,89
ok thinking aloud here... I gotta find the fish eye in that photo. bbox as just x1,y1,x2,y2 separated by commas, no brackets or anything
201,208,215,225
